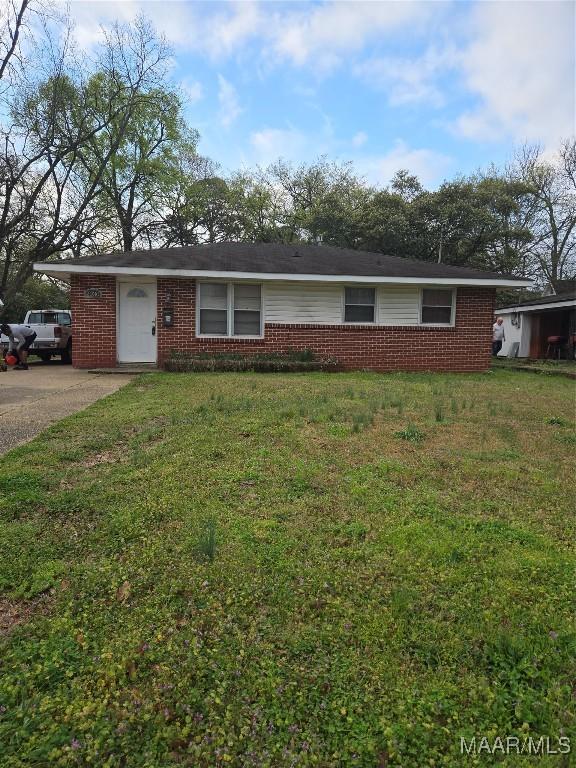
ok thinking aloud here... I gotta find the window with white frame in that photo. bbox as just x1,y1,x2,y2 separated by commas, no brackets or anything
198,282,262,336
344,286,376,323
420,288,454,325
233,284,262,335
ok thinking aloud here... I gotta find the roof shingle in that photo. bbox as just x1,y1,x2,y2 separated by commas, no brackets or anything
53,242,524,281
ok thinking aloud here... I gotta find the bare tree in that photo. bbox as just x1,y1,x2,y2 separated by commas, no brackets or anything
514,143,576,290
0,13,172,304
0,0,31,82
560,137,576,191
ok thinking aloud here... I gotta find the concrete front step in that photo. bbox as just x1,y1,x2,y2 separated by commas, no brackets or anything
87,365,159,375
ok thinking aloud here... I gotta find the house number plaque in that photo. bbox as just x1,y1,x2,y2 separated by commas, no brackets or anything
84,288,104,299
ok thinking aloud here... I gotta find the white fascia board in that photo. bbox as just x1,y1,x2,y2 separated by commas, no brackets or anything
33,262,532,288
497,299,576,314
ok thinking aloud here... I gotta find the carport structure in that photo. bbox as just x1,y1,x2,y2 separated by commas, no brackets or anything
497,290,576,359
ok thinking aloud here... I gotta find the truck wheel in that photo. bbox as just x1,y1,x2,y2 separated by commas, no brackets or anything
61,342,72,364
38,352,52,362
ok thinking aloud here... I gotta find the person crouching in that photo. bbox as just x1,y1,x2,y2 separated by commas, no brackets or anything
0,323,37,370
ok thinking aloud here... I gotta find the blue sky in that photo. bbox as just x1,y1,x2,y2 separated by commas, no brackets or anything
67,0,574,188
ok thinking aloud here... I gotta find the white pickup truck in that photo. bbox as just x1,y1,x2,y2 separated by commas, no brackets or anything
1,309,73,363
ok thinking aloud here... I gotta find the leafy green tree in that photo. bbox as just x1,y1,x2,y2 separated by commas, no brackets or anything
79,79,199,252
0,275,69,322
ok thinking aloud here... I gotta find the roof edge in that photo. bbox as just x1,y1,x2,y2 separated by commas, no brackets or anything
34,263,532,288
498,298,576,313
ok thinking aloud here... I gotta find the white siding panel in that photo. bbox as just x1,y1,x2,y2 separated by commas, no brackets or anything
264,282,424,325
265,282,342,324
377,286,420,325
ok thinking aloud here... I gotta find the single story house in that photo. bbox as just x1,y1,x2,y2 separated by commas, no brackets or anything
35,243,529,372
496,289,576,358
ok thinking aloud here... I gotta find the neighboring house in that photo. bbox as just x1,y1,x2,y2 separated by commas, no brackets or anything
496,289,576,358
34,243,529,372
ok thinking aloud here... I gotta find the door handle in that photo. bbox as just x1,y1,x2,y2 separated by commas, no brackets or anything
152,319,156,336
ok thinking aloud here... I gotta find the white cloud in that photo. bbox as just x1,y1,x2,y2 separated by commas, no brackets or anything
66,0,433,69
270,1,433,71
64,0,206,52
352,131,368,148
249,127,308,165
453,1,575,147
180,78,203,104
65,1,435,77
355,45,458,107
217,74,242,128
204,1,262,58
356,139,452,188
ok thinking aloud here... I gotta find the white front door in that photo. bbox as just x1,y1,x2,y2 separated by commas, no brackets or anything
118,281,157,363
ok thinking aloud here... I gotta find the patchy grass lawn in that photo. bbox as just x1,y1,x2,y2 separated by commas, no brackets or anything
0,370,574,767
495,358,576,376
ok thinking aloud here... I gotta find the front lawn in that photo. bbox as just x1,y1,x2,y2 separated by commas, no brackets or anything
0,371,574,766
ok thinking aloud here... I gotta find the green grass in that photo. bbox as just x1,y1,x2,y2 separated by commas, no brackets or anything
0,370,574,767
494,358,576,374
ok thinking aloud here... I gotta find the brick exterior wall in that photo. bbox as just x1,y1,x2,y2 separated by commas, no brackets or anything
71,275,496,372
157,278,495,372
70,273,117,368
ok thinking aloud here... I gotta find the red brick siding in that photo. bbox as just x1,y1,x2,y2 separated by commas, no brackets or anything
157,278,196,366
71,275,495,371
70,273,117,368
156,278,495,372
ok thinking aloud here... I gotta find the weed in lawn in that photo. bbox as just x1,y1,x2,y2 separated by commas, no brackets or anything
12,559,67,599
556,432,576,445
395,423,425,442
194,517,217,562
340,521,368,541
547,416,567,426
351,409,377,432
352,415,363,433
434,403,444,423
450,398,458,415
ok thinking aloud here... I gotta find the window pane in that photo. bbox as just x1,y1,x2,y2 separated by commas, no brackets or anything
234,310,261,335
58,313,71,326
28,312,42,324
421,306,452,324
345,287,375,306
234,284,261,311
422,289,452,307
43,312,59,324
200,309,227,335
200,283,227,309
345,305,375,323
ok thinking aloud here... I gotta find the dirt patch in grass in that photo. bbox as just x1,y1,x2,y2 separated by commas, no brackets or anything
80,450,125,468
0,594,52,636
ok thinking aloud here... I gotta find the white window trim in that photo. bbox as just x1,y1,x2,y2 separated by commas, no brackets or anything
419,287,456,327
196,280,264,339
342,285,377,325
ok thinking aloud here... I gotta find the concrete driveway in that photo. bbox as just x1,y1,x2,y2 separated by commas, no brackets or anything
0,363,132,455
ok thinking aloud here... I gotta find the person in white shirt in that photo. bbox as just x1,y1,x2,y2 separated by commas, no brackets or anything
492,317,505,357
1,323,37,370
